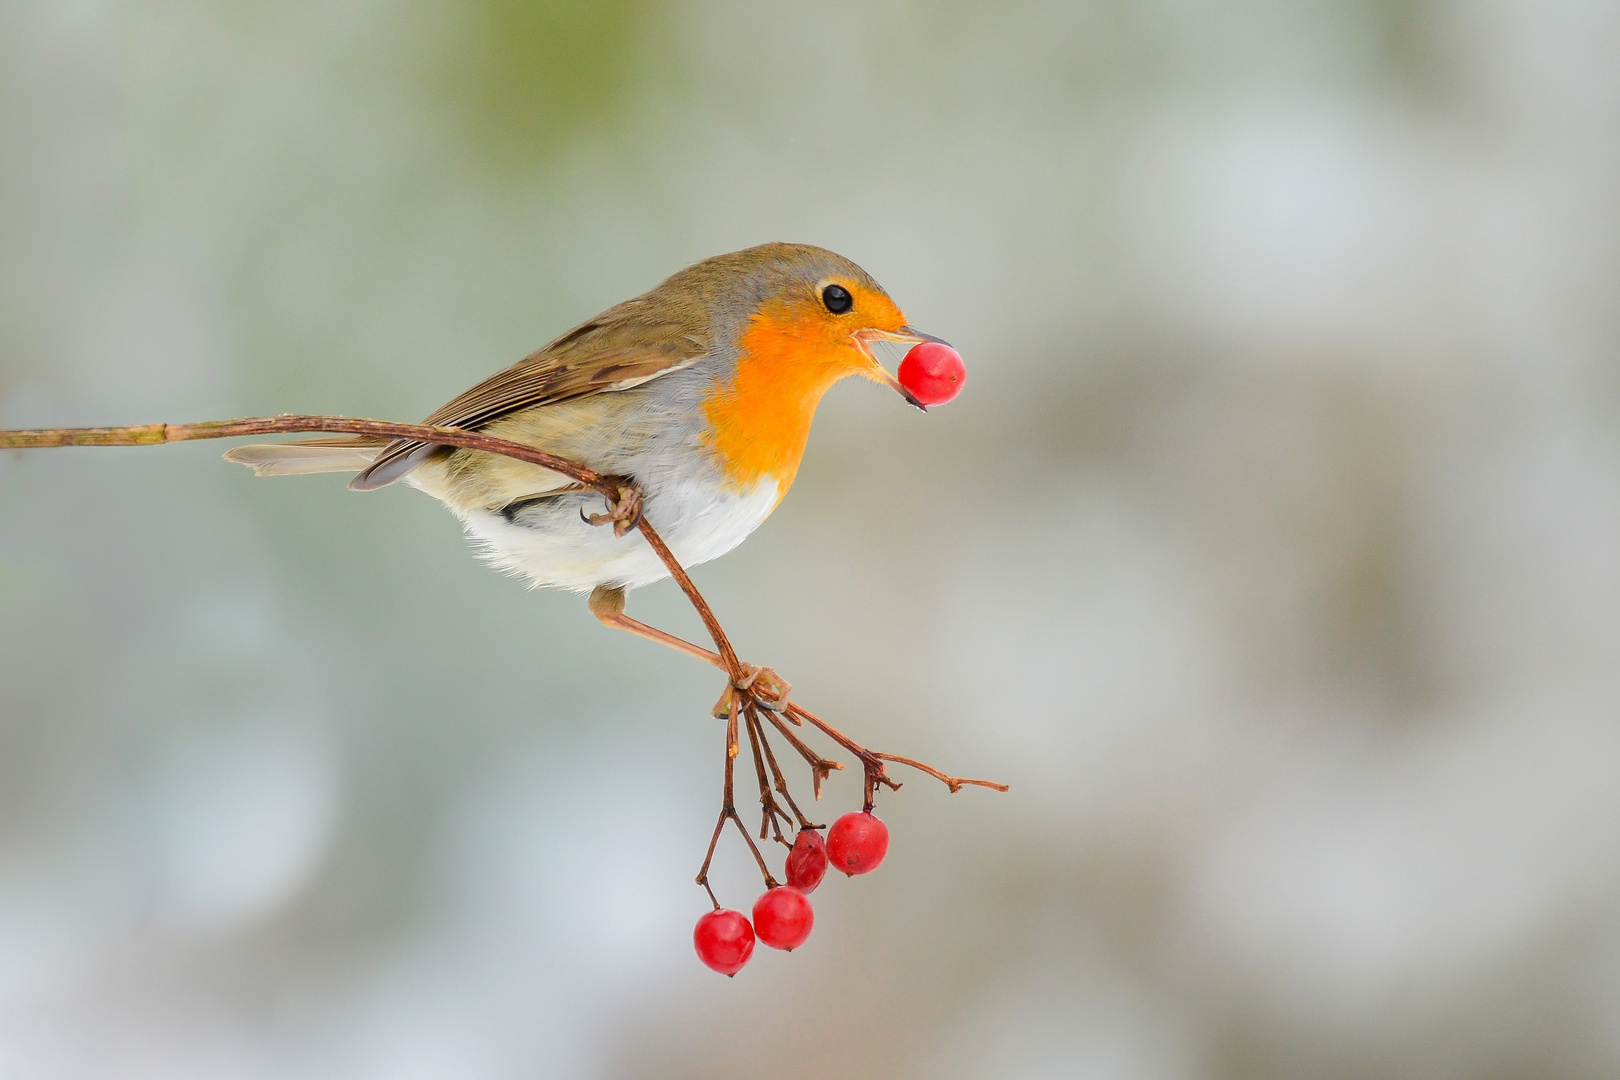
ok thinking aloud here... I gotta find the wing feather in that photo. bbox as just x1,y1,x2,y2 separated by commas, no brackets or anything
351,298,709,490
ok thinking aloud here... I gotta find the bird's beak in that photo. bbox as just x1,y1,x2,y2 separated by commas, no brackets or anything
853,325,951,411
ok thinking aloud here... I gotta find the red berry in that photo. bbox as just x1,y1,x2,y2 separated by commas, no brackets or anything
826,811,889,876
897,342,966,406
693,909,755,976
752,887,814,951
785,828,828,893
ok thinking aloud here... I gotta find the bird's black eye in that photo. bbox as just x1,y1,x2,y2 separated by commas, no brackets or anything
822,284,853,314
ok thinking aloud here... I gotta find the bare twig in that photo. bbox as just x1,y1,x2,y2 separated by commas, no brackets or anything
751,707,818,830
788,702,1007,810
787,702,903,809
694,698,780,894
871,753,1011,794
741,706,794,846
760,708,842,800
0,416,608,488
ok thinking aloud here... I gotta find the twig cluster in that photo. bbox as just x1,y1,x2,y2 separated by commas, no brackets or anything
0,414,1009,902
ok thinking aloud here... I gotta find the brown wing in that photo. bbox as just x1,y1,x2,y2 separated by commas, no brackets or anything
351,297,709,490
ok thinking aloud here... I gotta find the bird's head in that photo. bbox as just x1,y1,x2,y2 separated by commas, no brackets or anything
691,243,951,410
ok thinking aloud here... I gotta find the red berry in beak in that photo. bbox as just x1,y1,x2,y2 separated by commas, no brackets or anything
693,909,755,975
897,342,965,406
785,828,828,893
826,811,890,876
752,886,814,951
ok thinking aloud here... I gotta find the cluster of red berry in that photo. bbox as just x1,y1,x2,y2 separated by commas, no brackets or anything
693,811,890,975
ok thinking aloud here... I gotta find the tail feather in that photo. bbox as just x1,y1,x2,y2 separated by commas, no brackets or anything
349,441,445,490
224,436,384,477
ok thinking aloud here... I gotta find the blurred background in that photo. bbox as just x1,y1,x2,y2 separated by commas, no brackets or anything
2,0,1619,1076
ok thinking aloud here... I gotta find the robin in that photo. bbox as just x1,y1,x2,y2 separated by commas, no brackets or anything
224,242,954,669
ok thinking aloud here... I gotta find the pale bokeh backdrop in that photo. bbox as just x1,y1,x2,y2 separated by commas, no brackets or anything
3,1,1620,1077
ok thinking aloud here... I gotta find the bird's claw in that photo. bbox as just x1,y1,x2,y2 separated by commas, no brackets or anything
739,665,791,710
711,665,791,718
584,479,643,538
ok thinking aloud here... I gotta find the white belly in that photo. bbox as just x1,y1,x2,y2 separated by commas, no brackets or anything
427,472,781,593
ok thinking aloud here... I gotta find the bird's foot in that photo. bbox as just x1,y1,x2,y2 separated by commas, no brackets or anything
584,477,643,537
711,664,791,718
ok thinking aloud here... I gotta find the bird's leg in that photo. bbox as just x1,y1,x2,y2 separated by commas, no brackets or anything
585,584,792,718
588,584,728,670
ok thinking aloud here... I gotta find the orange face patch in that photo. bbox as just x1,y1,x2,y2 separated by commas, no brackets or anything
701,281,908,496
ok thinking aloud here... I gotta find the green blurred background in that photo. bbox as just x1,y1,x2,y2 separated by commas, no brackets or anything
4,1,1620,1076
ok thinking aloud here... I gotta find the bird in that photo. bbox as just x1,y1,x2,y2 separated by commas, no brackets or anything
223,242,951,670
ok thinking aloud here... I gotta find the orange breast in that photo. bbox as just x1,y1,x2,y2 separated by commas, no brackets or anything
701,308,869,500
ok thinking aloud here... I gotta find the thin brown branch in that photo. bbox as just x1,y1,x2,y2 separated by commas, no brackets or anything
741,704,791,845
751,707,818,830
787,702,1007,806
760,708,842,801
694,697,778,894
695,811,727,908
728,812,776,887
786,703,901,792
726,695,779,887
787,702,900,813
693,700,741,893
0,415,608,489
870,753,1011,794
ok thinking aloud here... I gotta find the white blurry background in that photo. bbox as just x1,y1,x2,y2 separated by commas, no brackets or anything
2,1,1619,1076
